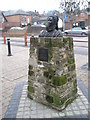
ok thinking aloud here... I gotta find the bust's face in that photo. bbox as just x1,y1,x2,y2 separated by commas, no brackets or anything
47,16,54,25
46,16,57,32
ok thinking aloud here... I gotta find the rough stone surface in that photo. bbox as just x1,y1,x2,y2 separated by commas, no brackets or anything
28,37,77,111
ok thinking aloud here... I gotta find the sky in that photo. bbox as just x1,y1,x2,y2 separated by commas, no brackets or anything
0,0,60,13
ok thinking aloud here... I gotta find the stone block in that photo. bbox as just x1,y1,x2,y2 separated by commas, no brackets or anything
28,37,77,111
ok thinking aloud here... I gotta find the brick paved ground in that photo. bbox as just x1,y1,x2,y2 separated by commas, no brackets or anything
75,54,88,88
16,85,88,118
0,39,89,119
1,41,29,118
0,42,2,120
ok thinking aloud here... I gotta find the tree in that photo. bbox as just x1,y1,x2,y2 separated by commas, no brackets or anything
59,0,88,20
60,0,81,20
59,0,87,30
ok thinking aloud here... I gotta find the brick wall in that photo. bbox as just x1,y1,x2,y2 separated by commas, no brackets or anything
3,14,31,30
5,14,31,25
76,12,88,22
27,26,46,36
5,29,26,37
6,15,20,22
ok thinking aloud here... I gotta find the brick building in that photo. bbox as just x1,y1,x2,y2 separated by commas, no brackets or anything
75,11,88,27
2,14,31,30
65,11,88,30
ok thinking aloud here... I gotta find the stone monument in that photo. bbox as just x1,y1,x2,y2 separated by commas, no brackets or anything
28,15,77,111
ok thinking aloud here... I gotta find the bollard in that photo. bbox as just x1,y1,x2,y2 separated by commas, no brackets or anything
24,32,27,46
7,38,12,56
3,32,6,44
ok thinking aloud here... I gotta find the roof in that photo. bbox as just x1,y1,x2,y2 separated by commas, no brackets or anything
39,17,47,21
5,13,31,17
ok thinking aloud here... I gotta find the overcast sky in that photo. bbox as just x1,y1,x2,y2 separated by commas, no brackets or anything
0,0,60,13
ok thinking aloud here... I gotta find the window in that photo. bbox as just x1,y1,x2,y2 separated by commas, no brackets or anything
72,27,81,30
79,21,85,27
21,17,26,22
81,13,85,17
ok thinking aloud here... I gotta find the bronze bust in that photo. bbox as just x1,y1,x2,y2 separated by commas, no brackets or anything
39,15,63,37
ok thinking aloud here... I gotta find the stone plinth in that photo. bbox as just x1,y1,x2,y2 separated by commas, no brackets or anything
28,37,77,111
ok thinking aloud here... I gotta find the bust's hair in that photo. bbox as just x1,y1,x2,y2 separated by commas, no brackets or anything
55,15,59,30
